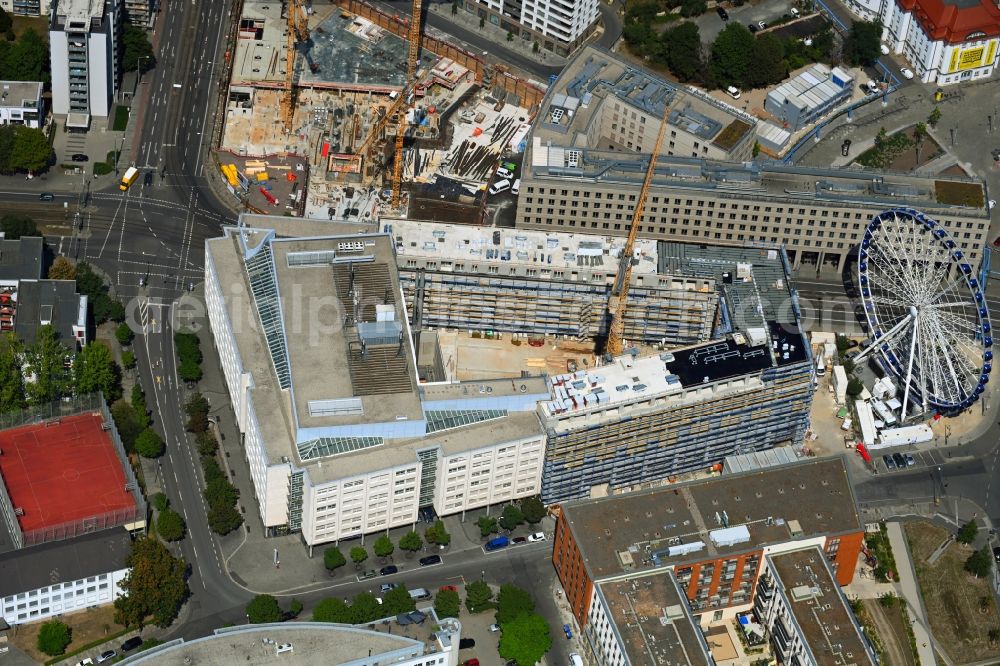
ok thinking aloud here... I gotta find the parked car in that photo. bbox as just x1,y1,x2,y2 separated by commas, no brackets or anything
459,638,476,649
121,636,143,652
463,660,480,666
892,452,906,468
716,6,729,19
380,565,398,576
758,20,767,29
748,22,758,32
496,166,513,179
440,585,458,593
71,153,89,162
485,536,510,552
39,192,54,201
512,536,528,544
419,554,441,566
904,453,915,466
841,139,852,157
865,79,880,94
900,67,914,79
74,659,94,666
489,623,501,632
880,43,890,55
563,623,573,639
144,170,154,186
790,7,799,16
528,532,546,542
726,86,741,100
883,454,896,470
380,582,398,593
359,569,378,580
96,651,117,664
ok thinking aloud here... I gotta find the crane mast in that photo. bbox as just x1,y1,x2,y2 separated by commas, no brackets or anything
390,0,423,209
280,0,309,133
605,102,673,357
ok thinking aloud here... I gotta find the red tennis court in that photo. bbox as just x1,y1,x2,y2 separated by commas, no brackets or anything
0,413,136,534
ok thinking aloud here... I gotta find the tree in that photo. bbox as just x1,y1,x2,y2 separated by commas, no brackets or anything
36,620,72,656
350,546,368,567
75,262,104,298
175,331,203,382
324,547,347,571
711,23,755,88
196,430,219,456
373,534,395,559
435,588,461,618
313,597,353,623
0,124,51,173
912,122,927,164
748,33,787,88
135,428,165,458
466,580,494,613
478,515,499,537
846,377,864,398
0,8,10,34
0,333,25,413
351,592,381,624
122,23,156,73
957,519,979,544
287,598,303,619
0,28,48,82
74,341,121,401
93,293,126,325
121,350,136,370
24,324,72,404
523,502,544,527
151,492,169,512
246,594,283,623
843,20,881,66
965,546,993,578
399,530,422,554
48,256,76,280
495,584,535,625
425,519,452,546
928,107,942,128
498,613,552,666
132,384,150,427
479,16,485,28
116,322,135,347
157,508,185,542
500,504,525,531
204,477,238,508
111,400,143,451
383,585,417,614
662,22,702,82
874,126,888,149
0,214,37,239
185,392,210,433
207,502,243,535
878,592,897,608
507,31,513,42
114,537,189,629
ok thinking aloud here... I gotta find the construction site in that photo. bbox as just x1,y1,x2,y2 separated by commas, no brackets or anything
218,0,544,221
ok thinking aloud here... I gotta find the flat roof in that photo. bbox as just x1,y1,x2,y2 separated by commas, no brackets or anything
769,547,874,665
0,237,43,281
561,457,861,579
534,45,754,155
0,413,136,535
0,528,132,598
597,571,713,665
13,280,84,346
768,64,853,113
0,82,42,110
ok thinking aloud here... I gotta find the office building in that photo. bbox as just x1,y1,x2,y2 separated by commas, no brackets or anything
755,546,877,665
205,220,548,548
538,242,813,503
764,64,854,131
552,457,864,636
845,0,999,85
0,0,50,15
0,82,44,128
461,0,600,56
49,0,119,127
121,617,462,666
518,51,991,272
0,528,132,627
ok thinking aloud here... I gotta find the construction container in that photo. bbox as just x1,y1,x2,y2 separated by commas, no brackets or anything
256,172,269,182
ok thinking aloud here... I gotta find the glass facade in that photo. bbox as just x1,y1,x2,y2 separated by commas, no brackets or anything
425,409,508,433
297,436,384,461
244,242,292,389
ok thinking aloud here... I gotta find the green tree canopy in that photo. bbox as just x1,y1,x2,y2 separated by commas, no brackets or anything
844,20,882,66
74,341,121,401
1,28,48,81
135,427,165,458
0,333,25,413
207,502,243,535
116,322,135,346
373,534,394,558
399,530,422,553
111,399,143,452
175,331,203,382
157,508,185,542
75,262,105,298
24,324,72,404
0,214,37,239
965,546,993,578
246,594,283,623
748,33,787,88
425,519,452,545
122,23,156,73
478,515,499,537
500,504,525,531
351,592,381,624
151,492,169,512
313,597,353,623
36,620,72,656
465,580,494,613
114,537,189,629
498,613,552,666
324,547,347,571
350,546,368,565
383,585,416,614
0,7,11,33
711,23,755,88
496,584,535,625
846,377,864,397
435,588,460,618
185,392,210,433
662,22,703,82
521,497,546,524
958,519,979,545
48,256,76,280
288,598,303,618
0,124,51,173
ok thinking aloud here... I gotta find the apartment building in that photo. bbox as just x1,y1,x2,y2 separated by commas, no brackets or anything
49,0,119,127
552,457,865,650
845,0,999,85
461,0,599,56
539,242,813,503
0,81,44,128
755,546,877,665
205,220,549,548
0,0,50,15
519,51,991,272
121,0,151,26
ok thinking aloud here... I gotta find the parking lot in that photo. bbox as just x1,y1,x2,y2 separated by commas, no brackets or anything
694,0,811,43
873,446,954,474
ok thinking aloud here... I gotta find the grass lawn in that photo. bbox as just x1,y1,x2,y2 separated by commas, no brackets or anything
10,14,48,41
935,180,985,207
905,520,1000,663
9,606,127,663
112,105,130,132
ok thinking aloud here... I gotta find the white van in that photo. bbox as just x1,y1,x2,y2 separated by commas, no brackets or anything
489,179,511,195
408,587,431,600
512,178,521,194
569,654,584,666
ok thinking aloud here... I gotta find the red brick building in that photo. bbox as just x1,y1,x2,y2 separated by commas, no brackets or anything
552,457,864,632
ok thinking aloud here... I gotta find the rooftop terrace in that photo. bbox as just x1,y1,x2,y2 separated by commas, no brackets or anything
768,547,873,666
561,457,861,579
598,571,713,665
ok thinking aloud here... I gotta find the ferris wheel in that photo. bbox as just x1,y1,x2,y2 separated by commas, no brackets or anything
856,208,992,418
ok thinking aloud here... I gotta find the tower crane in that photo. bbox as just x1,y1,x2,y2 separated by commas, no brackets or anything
280,0,312,134
605,102,673,358
390,0,424,208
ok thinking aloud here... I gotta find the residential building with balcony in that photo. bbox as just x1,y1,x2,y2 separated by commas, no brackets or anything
49,0,119,128
460,0,599,56
0,0,51,16
0,81,44,129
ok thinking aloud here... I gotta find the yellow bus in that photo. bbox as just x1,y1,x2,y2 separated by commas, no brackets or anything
119,166,140,191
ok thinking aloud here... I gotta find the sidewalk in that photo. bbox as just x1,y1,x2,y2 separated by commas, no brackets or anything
886,521,940,666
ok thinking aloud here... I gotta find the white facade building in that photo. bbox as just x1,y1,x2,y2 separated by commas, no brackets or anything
463,0,599,55
0,82,43,128
205,218,548,549
0,529,131,627
50,0,119,126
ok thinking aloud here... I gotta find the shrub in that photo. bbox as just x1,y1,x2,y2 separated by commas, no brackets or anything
37,620,71,656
